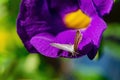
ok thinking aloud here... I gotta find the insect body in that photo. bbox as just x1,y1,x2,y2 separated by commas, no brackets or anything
51,30,82,56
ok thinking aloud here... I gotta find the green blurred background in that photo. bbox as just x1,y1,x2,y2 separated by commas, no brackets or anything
0,0,120,80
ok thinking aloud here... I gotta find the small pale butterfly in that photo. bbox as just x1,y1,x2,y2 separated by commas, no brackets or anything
51,30,82,56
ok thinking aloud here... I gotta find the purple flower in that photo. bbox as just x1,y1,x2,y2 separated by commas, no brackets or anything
17,0,113,59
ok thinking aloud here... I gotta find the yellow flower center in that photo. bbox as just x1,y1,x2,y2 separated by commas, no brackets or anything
63,9,91,29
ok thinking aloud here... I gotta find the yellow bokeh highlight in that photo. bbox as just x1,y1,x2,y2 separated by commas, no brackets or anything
93,51,99,60
0,29,10,52
64,9,91,29
0,28,23,54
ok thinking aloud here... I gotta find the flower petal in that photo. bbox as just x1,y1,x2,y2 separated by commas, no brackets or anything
55,30,75,44
55,30,93,58
78,0,98,16
30,30,93,58
17,0,67,52
84,16,107,59
30,33,60,58
48,0,79,15
92,0,114,16
17,0,51,52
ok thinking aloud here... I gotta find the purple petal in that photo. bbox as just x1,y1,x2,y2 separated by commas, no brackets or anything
17,0,51,52
92,0,114,16
87,45,98,60
30,33,60,58
30,30,76,58
55,30,75,44
17,0,67,52
30,30,93,58
78,0,98,16
83,16,107,59
48,0,79,15
55,30,93,58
